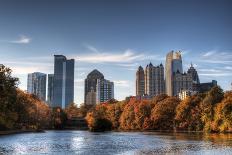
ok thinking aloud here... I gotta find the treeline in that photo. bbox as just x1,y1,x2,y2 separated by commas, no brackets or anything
86,87,232,133
0,65,90,131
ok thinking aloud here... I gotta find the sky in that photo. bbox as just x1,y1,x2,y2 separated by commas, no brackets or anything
0,0,232,105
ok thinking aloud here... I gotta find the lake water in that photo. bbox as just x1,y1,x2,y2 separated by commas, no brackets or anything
0,130,232,154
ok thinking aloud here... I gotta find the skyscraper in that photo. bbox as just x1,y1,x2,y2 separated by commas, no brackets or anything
144,63,165,96
47,74,54,105
136,66,145,96
84,69,104,104
96,79,114,104
53,55,75,108
84,69,114,105
165,51,183,96
27,72,47,101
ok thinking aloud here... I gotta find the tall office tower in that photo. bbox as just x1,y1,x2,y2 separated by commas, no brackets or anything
47,74,54,105
84,69,104,104
144,63,165,96
53,55,75,109
165,51,183,96
136,66,145,96
27,72,47,101
96,79,114,104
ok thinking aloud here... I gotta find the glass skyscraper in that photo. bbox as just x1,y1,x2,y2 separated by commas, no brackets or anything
27,72,47,101
47,74,54,105
53,55,75,108
165,51,183,96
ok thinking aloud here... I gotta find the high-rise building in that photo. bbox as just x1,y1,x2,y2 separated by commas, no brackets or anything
27,72,47,101
84,69,104,104
136,66,145,96
144,63,165,97
96,79,114,104
84,69,114,105
165,51,183,96
47,74,54,105
53,55,75,108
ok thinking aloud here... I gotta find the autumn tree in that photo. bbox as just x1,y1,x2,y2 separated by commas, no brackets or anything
151,97,180,130
212,91,232,132
201,86,224,132
175,95,204,131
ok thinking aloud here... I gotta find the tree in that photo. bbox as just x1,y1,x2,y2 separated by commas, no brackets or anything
0,65,18,130
151,97,180,130
212,91,232,132
175,95,203,131
201,86,224,132
65,103,79,119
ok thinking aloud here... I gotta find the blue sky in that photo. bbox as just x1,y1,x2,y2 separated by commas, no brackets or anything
0,0,232,104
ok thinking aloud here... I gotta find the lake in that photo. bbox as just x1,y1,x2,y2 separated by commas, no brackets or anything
0,130,232,154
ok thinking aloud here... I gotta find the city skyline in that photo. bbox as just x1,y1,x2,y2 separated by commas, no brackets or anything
0,0,232,104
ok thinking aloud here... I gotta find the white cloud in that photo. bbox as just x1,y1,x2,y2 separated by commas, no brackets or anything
76,49,146,63
200,50,232,64
83,43,100,53
202,51,216,57
11,35,31,44
76,49,158,64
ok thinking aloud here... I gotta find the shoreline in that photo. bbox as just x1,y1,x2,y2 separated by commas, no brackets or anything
0,129,44,136
1,129,231,136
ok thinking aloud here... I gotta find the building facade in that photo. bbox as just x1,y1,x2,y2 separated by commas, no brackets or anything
165,51,183,96
27,72,47,101
144,63,165,97
84,69,114,105
84,69,104,104
47,74,54,105
53,55,75,108
85,87,96,105
96,79,114,104
173,64,200,96
173,71,193,96
136,66,145,96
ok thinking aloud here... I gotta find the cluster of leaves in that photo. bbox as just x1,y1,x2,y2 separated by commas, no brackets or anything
86,87,232,133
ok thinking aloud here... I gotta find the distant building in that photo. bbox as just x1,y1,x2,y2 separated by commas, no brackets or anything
47,74,54,105
178,90,197,100
136,66,145,96
84,69,104,104
165,51,183,96
0,64,3,72
27,72,47,101
144,63,165,97
84,69,114,105
53,55,75,108
173,64,200,96
96,79,114,104
193,80,217,93
187,63,200,84
85,87,96,105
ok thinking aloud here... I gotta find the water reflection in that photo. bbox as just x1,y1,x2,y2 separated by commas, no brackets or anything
0,131,231,155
